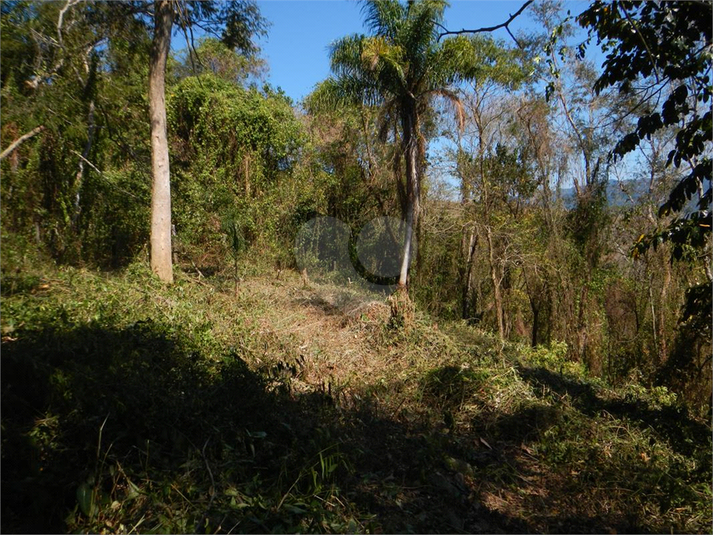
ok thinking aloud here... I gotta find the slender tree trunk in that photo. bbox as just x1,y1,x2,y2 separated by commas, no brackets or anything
73,100,96,229
485,225,505,342
523,269,541,347
531,302,540,347
461,225,477,319
398,104,420,289
648,272,658,363
149,0,174,283
393,149,407,218
244,153,251,197
658,258,671,362
576,283,589,362
234,256,239,297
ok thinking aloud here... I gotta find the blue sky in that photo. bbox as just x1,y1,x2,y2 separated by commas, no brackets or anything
253,0,577,103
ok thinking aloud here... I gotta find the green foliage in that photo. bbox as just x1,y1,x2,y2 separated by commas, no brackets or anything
0,0,270,269
221,210,250,260
457,142,538,204
567,178,610,259
2,0,712,529
421,365,489,409
312,0,533,288
175,37,267,84
0,0,153,266
320,0,527,110
166,73,306,265
576,0,711,407
0,1,38,91
0,258,366,533
517,341,588,377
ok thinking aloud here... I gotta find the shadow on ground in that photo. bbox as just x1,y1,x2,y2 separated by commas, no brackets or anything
2,320,278,532
1,320,522,534
2,320,710,533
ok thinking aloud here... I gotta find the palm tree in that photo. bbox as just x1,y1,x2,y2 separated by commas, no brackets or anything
314,0,491,290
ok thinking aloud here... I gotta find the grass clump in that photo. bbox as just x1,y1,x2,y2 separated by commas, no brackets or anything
421,365,489,409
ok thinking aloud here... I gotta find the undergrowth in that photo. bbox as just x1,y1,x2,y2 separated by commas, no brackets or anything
2,239,711,533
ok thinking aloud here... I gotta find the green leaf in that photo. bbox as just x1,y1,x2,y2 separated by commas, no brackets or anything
283,504,307,515
126,479,142,501
76,482,95,518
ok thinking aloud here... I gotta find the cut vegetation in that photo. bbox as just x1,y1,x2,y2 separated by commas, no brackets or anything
2,243,710,533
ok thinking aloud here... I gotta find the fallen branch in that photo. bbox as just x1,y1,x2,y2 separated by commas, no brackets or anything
0,125,45,161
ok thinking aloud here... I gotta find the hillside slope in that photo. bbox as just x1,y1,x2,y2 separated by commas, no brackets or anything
2,244,711,534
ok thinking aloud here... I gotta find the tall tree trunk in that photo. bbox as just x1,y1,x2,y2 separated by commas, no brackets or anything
524,271,541,347
398,105,420,289
531,302,540,347
657,258,671,362
576,283,590,363
149,0,174,283
244,153,251,197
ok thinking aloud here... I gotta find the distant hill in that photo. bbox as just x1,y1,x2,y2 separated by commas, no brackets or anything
560,179,650,209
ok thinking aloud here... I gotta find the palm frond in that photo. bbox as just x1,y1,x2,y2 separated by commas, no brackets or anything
306,76,385,114
330,34,367,79
360,0,405,40
361,36,408,91
322,0,516,141
402,0,447,52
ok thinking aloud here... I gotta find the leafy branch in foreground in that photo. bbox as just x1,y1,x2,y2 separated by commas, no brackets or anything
577,1,711,264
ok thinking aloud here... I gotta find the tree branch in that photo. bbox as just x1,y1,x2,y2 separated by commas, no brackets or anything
57,0,82,48
70,149,141,200
437,0,533,48
620,3,661,84
70,148,101,175
0,126,45,161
